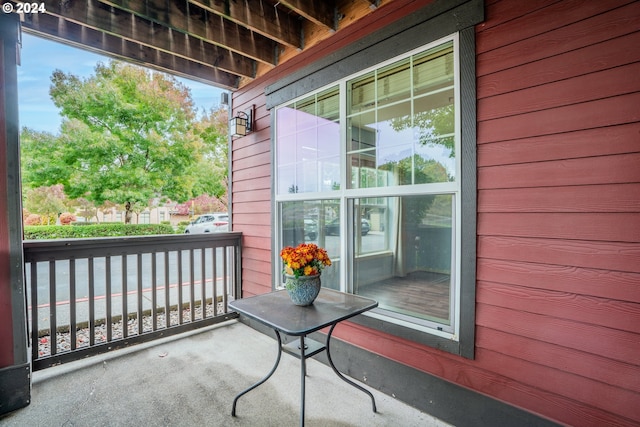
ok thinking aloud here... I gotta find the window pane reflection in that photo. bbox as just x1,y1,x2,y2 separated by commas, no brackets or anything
347,41,456,189
276,87,340,194
280,200,340,289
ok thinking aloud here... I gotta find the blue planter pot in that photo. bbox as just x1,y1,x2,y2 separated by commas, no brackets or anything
285,274,321,306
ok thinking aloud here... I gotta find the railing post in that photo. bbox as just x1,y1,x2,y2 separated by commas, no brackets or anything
235,238,243,299
48,261,57,356
70,259,77,350
122,255,128,339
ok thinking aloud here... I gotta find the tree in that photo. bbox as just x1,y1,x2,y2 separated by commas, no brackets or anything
390,104,455,156
66,197,99,222
20,129,66,193
174,181,229,218
186,107,229,203
23,184,67,225
385,104,455,224
31,60,225,223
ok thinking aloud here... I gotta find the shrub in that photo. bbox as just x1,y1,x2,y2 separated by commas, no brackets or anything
59,212,77,225
25,214,41,226
24,223,177,240
72,221,122,226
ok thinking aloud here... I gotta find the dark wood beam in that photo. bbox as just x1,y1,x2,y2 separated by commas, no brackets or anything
21,13,239,89
190,0,302,49
55,0,276,66
99,0,276,65
14,0,392,90
97,0,255,78
277,0,335,29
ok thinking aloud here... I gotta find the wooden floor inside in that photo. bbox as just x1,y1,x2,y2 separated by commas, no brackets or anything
357,271,450,322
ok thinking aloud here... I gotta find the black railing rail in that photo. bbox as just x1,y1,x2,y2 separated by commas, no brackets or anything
24,233,242,370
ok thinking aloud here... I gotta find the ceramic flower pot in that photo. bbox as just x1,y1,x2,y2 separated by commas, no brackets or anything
284,274,321,306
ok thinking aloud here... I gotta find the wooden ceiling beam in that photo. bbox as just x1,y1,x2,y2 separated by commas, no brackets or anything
190,0,302,49
36,0,255,77
20,12,239,89
276,0,336,30
87,2,255,78
31,0,275,69
99,0,277,65
15,0,393,90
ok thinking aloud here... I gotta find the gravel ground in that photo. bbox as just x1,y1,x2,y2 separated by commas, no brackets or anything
37,302,224,356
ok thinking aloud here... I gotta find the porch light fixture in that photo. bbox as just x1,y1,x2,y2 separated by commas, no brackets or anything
230,109,252,137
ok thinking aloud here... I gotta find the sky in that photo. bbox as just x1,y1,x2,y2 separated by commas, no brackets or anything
17,33,228,135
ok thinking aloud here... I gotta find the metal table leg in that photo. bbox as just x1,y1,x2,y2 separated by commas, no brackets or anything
300,335,306,427
231,329,283,417
325,323,377,412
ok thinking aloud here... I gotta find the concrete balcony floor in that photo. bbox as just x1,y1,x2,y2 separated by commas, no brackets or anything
2,321,450,427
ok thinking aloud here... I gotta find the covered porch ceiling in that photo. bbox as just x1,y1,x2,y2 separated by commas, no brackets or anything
15,0,392,90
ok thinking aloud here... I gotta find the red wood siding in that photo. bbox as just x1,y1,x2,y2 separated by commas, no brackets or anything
230,91,273,296
473,0,640,425
231,0,640,425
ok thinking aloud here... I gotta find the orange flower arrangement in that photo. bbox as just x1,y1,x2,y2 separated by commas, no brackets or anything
280,243,332,278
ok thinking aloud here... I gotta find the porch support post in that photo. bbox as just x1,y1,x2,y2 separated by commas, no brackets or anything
0,12,30,415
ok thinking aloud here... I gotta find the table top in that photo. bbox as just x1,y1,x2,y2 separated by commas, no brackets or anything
229,288,378,336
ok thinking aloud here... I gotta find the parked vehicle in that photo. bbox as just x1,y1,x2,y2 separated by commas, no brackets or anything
304,219,318,240
184,213,229,233
361,218,370,235
324,218,370,236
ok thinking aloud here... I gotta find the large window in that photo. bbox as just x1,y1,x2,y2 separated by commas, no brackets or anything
275,35,466,342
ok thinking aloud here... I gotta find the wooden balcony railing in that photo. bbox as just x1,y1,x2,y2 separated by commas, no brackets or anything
23,233,242,370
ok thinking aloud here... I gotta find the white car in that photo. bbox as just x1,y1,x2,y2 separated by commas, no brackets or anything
184,213,229,234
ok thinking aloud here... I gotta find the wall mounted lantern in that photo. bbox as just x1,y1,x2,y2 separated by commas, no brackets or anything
230,108,253,137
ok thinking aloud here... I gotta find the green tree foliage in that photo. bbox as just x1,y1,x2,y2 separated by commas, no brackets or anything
384,103,456,224
23,60,228,222
187,107,229,202
390,105,455,156
20,129,66,193
66,197,98,222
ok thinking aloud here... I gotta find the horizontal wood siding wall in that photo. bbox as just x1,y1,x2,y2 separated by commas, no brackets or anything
230,86,273,297
474,0,640,425
232,0,640,425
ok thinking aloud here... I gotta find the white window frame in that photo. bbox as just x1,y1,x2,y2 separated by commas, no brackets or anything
274,34,462,340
